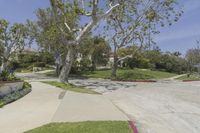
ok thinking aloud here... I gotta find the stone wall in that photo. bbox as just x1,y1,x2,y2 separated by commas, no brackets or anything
0,82,24,98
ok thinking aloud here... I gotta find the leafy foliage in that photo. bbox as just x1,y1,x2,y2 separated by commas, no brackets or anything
0,19,32,72
78,36,111,70
185,47,200,72
0,70,19,81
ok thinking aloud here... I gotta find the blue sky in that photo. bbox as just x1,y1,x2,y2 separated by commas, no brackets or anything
155,0,200,54
0,0,200,55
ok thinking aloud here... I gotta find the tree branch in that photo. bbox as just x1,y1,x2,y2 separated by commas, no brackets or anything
117,55,132,62
100,3,120,19
76,2,120,43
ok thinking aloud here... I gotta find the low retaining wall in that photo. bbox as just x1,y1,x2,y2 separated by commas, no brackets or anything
0,82,24,98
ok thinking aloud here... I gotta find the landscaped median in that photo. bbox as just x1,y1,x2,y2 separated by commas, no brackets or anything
24,121,133,133
0,81,32,108
44,68,177,82
41,81,100,95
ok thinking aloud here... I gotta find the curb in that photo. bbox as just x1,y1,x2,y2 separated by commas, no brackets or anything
108,100,140,133
128,121,139,133
183,80,200,82
111,79,157,83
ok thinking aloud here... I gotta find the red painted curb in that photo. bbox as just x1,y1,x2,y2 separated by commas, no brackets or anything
183,80,200,82
128,121,139,133
112,79,157,83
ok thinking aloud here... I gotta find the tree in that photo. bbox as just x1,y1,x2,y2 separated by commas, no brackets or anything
117,45,148,69
27,8,70,76
49,0,120,83
105,0,182,78
0,19,32,73
91,37,110,69
79,36,110,70
185,47,200,74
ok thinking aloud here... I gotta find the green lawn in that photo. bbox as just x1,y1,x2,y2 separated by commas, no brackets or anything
77,68,177,80
44,68,177,80
42,81,100,95
177,73,200,81
24,121,132,133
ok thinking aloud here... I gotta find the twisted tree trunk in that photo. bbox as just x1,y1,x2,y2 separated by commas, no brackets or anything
59,46,75,83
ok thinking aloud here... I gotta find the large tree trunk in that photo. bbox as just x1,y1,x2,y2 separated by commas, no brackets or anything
111,48,118,79
56,64,60,76
59,46,75,83
0,59,8,72
91,58,96,71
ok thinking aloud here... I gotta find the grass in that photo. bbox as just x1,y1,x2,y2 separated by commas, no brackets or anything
0,100,4,108
177,73,200,81
77,68,177,80
42,81,100,95
24,121,132,133
44,68,177,80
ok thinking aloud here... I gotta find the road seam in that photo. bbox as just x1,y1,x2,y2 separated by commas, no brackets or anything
108,98,139,133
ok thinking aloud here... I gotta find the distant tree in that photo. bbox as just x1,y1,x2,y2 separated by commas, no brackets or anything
159,53,187,73
0,19,32,73
105,0,183,78
117,46,148,69
185,47,200,73
78,36,110,70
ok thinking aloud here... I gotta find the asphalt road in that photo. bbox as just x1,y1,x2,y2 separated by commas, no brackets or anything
104,81,200,133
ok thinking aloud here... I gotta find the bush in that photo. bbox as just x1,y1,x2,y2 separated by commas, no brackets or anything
23,82,32,89
33,62,46,67
0,70,9,81
79,58,92,71
0,71,19,81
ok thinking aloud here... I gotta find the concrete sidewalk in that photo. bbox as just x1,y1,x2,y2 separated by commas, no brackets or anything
0,82,62,133
0,81,129,133
52,91,128,122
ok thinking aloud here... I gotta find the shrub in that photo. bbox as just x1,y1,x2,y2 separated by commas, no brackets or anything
33,62,46,67
0,70,9,81
23,82,32,89
0,71,19,81
80,58,92,71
